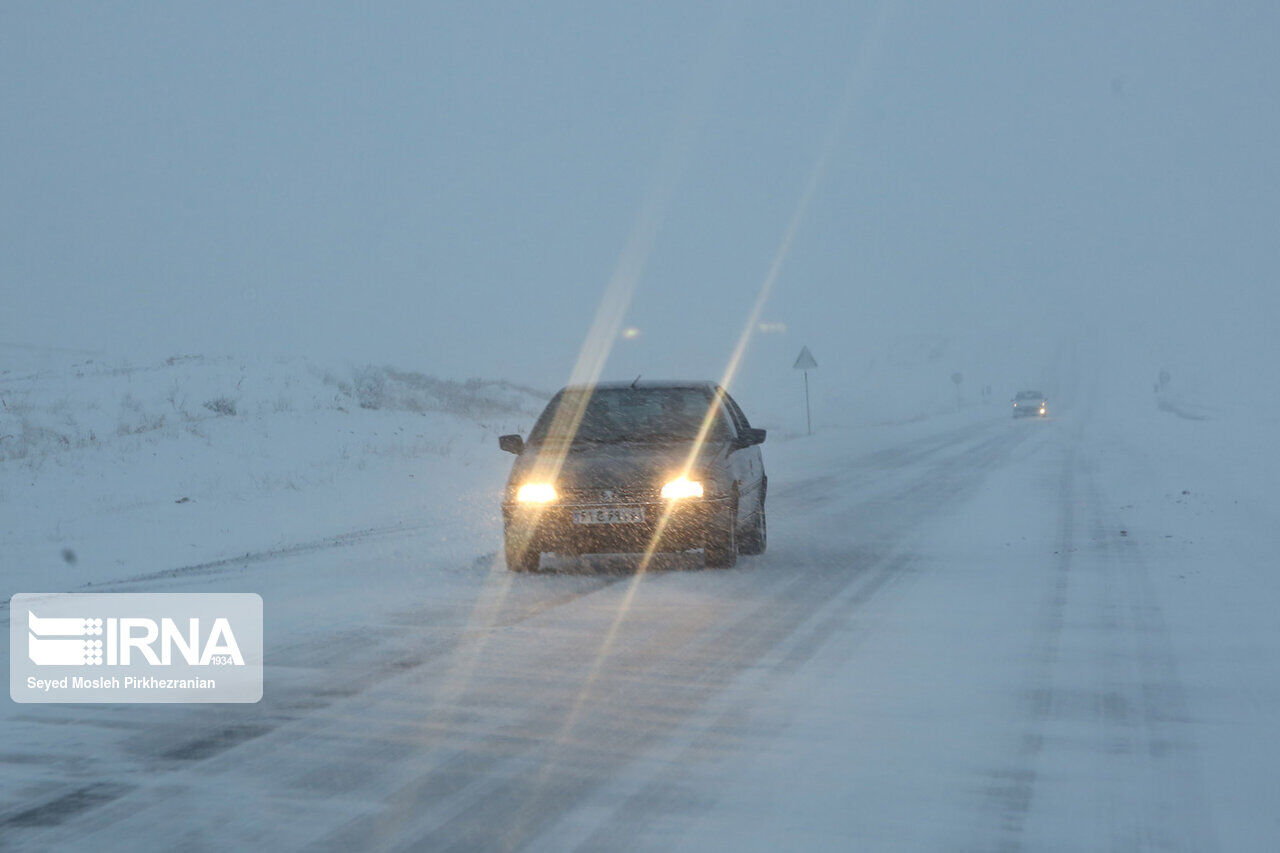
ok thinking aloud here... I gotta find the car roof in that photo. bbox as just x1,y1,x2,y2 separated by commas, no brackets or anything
558,380,719,394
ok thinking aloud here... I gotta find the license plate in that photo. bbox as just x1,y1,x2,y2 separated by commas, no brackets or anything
572,507,645,525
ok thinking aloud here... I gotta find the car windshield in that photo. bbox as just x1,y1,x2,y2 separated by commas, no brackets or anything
528,387,725,445
1016,391,1043,400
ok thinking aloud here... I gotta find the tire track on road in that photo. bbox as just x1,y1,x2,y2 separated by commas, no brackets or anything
975,412,1214,852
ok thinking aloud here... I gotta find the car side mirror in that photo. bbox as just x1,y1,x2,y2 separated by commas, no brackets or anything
499,434,524,455
737,427,766,447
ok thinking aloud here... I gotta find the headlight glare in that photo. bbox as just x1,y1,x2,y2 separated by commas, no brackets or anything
516,483,557,503
661,476,704,500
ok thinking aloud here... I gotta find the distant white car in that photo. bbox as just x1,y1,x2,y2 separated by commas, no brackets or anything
1012,390,1047,418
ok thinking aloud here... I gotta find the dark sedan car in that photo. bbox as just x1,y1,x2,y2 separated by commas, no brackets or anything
498,381,767,571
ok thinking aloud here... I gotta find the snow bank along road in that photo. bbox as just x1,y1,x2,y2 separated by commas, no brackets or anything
2,399,1270,851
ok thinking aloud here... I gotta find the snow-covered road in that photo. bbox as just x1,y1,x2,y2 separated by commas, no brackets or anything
3,384,1275,851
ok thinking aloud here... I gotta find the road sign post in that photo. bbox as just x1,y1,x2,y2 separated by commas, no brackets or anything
804,371,810,435
793,346,818,436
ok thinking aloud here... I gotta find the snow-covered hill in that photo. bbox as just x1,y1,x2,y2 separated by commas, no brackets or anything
0,356,549,593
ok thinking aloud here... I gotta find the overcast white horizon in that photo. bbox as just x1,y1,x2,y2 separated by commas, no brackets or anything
4,2,1276,407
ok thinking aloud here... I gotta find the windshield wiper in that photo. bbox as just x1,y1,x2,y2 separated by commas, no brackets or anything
540,434,690,446
539,436,614,445
635,432,693,443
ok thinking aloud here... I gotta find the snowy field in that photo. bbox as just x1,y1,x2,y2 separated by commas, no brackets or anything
2,354,1278,850
1,356,545,595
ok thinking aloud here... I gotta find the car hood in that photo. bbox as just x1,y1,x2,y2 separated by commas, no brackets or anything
509,440,727,490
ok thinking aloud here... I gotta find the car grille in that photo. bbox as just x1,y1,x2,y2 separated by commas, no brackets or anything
557,485,661,505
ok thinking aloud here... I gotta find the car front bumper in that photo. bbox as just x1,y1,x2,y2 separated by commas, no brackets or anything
503,496,729,555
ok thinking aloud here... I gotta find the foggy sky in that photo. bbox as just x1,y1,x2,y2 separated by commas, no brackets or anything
4,1,1277,400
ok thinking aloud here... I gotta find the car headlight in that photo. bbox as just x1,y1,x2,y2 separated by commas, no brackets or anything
660,476,704,500
516,483,557,503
